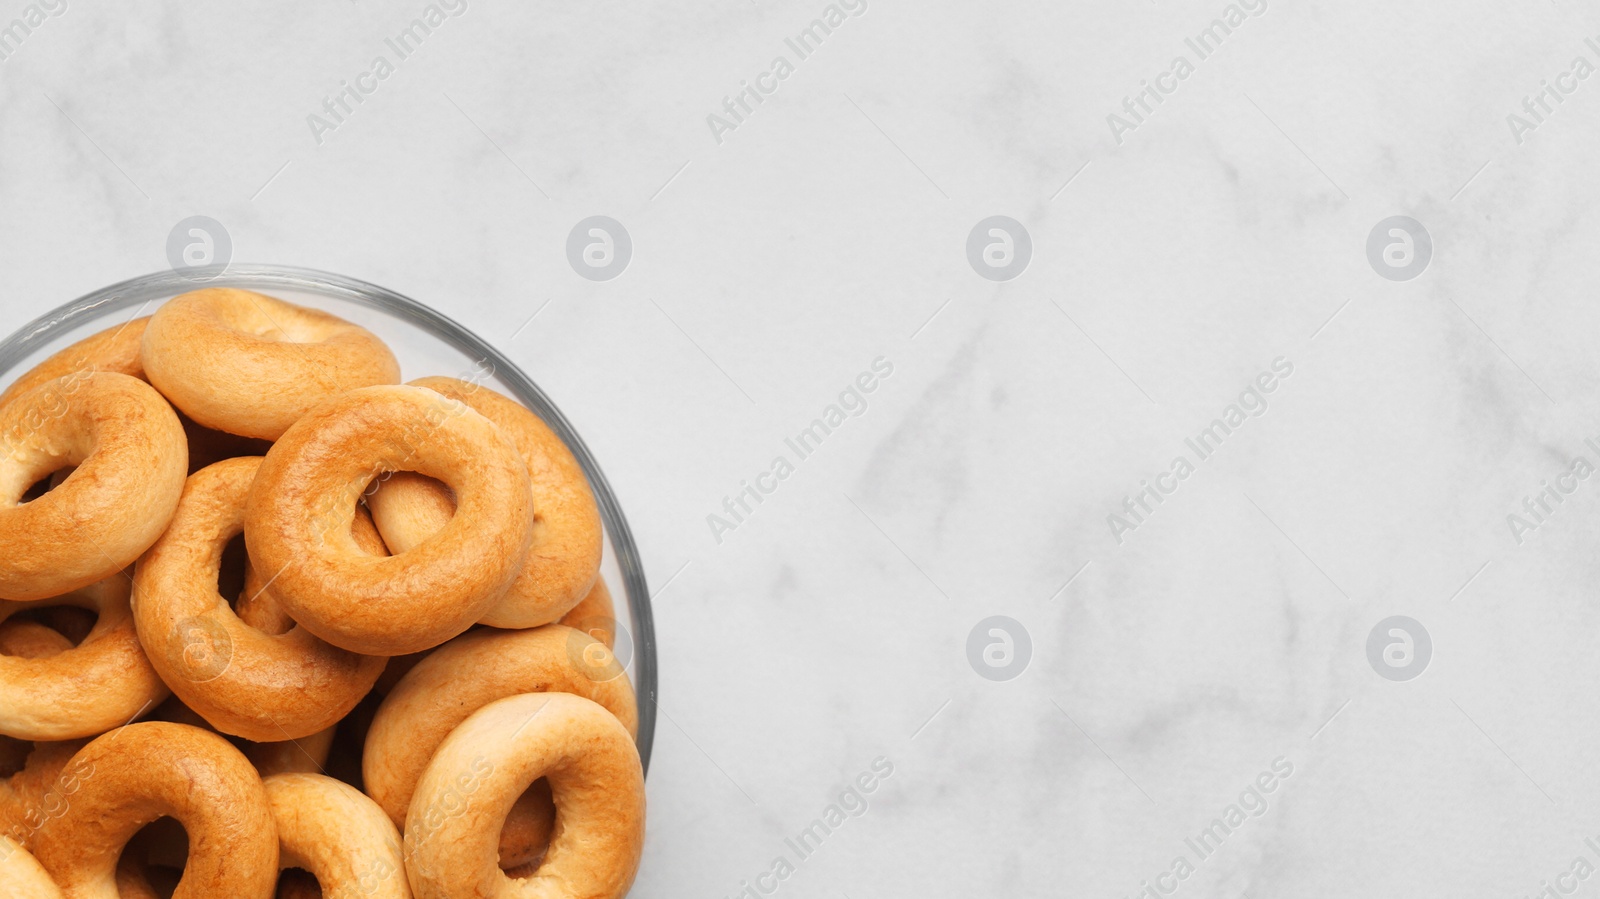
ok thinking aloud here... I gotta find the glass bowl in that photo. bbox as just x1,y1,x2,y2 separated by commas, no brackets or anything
0,264,656,773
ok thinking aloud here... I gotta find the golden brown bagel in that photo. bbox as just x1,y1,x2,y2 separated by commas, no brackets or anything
149,696,337,780
245,386,535,655
559,576,618,649
29,722,278,898
367,377,601,628
0,621,73,659
0,317,148,411
0,739,91,851
235,505,389,639
403,693,644,899
0,576,168,741
244,726,338,780
133,457,384,741
0,836,63,899
264,774,409,899
496,576,618,862
0,373,187,601
364,625,636,868
142,289,400,440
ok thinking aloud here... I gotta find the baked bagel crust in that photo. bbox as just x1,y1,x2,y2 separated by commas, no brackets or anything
28,722,279,899
0,317,148,411
134,457,384,741
0,836,64,899
364,624,635,869
245,385,534,655
264,773,409,899
0,620,74,658
364,624,636,826
403,693,644,899
367,377,601,628
141,289,400,440
0,373,187,601
0,576,168,741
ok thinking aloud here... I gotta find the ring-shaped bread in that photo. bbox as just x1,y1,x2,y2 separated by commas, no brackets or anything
0,317,148,412
365,625,636,869
403,693,644,899
264,773,410,899
0,576,168,741
0,373,186,601
141,289,400,440
134,457,384,741
27,722,278,899
244,385,534,655
366,377,601,629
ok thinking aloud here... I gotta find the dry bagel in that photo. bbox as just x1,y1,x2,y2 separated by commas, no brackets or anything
0,576,168,741
0,373,187,601
0,621,73,659
0,739,86,852
403,693,644,899
367,377,602,628
134,457,385,741
0,317,148,411
364,624,636,869
149,696,338,780
236,504,388,642
264,773,409,899
560,576,618,649
141,288,400,440
0,291,648,895
245,385,534,655
28,722,278,898
0,835,63,899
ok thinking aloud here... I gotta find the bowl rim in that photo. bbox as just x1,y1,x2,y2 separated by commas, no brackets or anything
0,264,657,774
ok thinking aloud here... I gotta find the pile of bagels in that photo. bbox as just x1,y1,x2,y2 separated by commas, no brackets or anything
0,288,644,899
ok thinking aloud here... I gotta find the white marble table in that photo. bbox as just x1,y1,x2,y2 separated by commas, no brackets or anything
4,0,1599,895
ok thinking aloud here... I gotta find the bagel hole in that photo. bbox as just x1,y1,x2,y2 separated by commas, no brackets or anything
0,736,29,777
134,863,183,899
1,605,97,653
120,817,189,898
217,532,249,608
275,867,324,898
363,473,458,555
17,464,75,503
498,778,556,876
